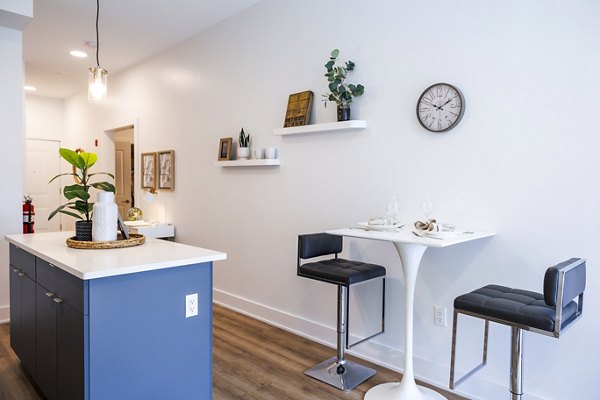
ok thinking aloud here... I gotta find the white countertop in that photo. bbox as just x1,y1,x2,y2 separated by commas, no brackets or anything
5,231,227,280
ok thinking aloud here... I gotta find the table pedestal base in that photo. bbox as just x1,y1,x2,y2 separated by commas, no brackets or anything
364,381,447,400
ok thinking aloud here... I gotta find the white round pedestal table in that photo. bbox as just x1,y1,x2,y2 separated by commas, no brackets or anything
364,242,446,400
325,226,495,400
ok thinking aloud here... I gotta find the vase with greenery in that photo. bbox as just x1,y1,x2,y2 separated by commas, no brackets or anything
48,148,115,241
323,48,365,121
238,127,251,160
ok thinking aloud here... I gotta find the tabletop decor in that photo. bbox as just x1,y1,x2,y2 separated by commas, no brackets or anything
92,191,118,241
66,233,145,249
218,137,233,160
323,48,365,121
238,128,251,159
158,150,175,190
283,90,313,127
48,148,115,241
414,219,438,232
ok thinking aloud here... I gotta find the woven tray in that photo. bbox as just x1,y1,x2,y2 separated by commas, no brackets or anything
66,233,145,249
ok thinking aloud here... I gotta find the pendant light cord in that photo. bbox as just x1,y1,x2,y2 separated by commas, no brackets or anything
95,0,100,68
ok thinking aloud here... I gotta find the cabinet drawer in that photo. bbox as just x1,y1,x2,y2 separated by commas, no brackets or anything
36,258,88,315
9,244,36,279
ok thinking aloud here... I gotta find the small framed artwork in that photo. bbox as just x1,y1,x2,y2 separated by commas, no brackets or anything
283,90,313,127
158,150,175,190
218,137,233,161
141,152,157,189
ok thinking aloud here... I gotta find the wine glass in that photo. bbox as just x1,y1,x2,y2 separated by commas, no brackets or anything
421,194,433,220
385,195,400,225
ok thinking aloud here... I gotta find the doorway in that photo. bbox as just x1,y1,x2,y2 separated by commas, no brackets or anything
112,127,135,217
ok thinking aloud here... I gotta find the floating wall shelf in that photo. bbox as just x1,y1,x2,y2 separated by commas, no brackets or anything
273,120,367,136
216,159,280,167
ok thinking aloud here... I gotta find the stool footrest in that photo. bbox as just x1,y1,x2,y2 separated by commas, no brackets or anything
304,356,376,391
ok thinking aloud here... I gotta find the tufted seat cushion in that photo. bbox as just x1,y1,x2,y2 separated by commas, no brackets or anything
298,259,386,286
455,284,578,332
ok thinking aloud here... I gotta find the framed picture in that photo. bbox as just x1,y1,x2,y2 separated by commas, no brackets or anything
141,152,157,189
158,150,175,190
218,137,233,161
283,90,313,127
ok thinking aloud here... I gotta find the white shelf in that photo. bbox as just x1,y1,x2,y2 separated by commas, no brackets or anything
216,159,280,167
273,120,367,136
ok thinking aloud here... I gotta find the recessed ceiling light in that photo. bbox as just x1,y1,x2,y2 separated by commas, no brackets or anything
24,86,37,92
70,50,88,58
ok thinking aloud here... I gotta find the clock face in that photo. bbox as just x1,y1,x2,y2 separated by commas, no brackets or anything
416,83,465,132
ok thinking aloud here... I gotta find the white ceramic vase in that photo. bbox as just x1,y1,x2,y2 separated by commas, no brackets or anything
237,147,250,160
92,192,118,241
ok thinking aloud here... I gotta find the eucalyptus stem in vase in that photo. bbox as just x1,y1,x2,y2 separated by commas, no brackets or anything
322,48,365,121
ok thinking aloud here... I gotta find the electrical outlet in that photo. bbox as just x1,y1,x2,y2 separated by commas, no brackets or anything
185,293,198,318
434,306,447,327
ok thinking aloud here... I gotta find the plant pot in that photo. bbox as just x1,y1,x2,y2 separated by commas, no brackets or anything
75,220,93,241
337,105,351,122
238,147,250,160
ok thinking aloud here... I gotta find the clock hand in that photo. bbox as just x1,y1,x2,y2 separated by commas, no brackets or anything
437,99,453,111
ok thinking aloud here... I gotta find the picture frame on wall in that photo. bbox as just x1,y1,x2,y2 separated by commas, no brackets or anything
158,150,175,190
218,137,233,161
141,152,157,189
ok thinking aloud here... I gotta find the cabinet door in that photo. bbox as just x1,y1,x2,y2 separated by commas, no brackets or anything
9,267,22,358
57,303,87,400
36,284,57,400
20,274,37,378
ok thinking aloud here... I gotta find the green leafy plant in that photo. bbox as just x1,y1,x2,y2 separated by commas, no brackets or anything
48,148,115,222
323,48,365,108
239,127,250,148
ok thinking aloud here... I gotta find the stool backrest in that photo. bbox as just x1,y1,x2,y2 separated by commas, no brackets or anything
298,233,343,260
543,258,586,337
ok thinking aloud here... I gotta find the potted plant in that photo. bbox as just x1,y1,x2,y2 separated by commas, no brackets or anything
48,148,115,241
323,48,365,121
238,127,251,160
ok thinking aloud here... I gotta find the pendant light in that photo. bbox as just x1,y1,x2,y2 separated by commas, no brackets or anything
88,0,107,103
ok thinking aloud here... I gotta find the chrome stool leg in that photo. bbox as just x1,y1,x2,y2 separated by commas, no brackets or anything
450,311,489,389
510,327,524,400
304,285,376,391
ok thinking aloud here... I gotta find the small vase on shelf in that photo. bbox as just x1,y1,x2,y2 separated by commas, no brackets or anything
237,147,250,160
92,192,118,242
337,105,351,122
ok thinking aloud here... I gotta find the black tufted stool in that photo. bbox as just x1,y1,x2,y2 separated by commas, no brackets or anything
450,258,586,400
298,233,386,391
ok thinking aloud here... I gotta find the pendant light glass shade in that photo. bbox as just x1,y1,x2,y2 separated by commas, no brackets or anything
88,66,108,103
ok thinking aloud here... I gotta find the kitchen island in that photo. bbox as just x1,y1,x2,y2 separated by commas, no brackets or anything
5,231,226,400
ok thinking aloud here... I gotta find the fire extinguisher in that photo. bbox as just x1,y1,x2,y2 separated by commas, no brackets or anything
23,196,35,234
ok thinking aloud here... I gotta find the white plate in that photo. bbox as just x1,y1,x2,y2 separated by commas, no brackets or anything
358,222,403,231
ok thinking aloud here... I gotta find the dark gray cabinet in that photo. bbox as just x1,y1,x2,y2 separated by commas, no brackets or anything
8,244,37,378
9,244,88,400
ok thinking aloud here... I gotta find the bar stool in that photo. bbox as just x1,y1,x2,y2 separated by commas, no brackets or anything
298,233,386,391
449,258,586,400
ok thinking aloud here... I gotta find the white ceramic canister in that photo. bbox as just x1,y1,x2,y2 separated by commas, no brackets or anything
92,191,118,241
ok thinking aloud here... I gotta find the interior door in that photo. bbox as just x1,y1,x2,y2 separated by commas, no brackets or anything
115,140,132,217
26,139,61,232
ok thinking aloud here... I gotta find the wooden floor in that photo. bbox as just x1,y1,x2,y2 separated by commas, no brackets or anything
0,305,465,400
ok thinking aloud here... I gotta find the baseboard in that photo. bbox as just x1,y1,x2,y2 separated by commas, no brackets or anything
213,289,545,400
0,306,9,324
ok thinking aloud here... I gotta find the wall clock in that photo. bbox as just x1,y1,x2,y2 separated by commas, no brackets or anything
416,83,465,133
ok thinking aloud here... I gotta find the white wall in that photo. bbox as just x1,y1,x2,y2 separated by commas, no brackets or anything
62,1,600,399
0,1,30,322
25,94,64,140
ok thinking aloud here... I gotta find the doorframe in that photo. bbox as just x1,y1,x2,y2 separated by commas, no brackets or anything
103,118,139,211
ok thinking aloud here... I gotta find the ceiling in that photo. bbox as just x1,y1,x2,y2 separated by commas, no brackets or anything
23,0,262,98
